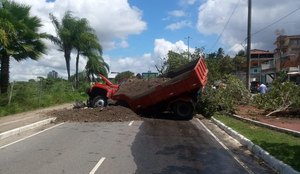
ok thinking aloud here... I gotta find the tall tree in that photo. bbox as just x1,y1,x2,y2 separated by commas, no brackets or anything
166,51,189,72
114,71,134,84
191,47,205,60
73,18,102,87
0,0,46,94
49,11,77,80
85,54,109,82
233,50,246,71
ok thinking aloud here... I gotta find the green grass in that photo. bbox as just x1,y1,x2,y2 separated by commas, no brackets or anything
0,79,87,117
214,114,300,171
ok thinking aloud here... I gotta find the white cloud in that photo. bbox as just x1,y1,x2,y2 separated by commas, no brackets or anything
119,40,129,48
154,38,191,59
180,0,197,5
103,38,192,74
166,20,192,30
104,53,156,74
10,0,147,81
197,0,300,54
15,0,147,50
168,10,186,17
11,37,191,82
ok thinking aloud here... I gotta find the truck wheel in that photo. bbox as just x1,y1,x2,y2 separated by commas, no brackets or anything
92,96,107,108
173,101,194,120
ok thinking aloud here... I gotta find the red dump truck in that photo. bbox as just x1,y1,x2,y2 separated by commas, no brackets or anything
87,57,208,119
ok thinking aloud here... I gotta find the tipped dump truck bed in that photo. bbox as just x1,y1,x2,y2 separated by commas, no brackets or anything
112,57,208,113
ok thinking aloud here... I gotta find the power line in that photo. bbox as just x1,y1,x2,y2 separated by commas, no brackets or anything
251,6,300,36
237,6,300,55
209,0,241,52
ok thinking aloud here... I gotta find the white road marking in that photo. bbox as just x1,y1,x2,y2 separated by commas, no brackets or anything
0,123,64,150
89,157,106,174
128,121,134,126
196,118,254,174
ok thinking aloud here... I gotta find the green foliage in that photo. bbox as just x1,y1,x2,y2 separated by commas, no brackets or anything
191,47,205,60
85,54,109,82
114,71,134,83
205,48,235,84
0,78,86,117
0,0,46,94
197,75,250,118
166,51,189,72
253,80,300,111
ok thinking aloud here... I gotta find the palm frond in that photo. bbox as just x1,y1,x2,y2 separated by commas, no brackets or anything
49,13,61,31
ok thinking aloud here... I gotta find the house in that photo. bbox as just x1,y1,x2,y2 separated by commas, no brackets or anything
142,71,158,79
250,49,275,83
274,35,300,84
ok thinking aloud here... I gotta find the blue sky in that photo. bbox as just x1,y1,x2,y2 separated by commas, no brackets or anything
107,0,216,57
10,0,300,80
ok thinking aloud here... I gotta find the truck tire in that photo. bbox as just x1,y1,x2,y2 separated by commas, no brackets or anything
92,96,107,108
173,101,194,120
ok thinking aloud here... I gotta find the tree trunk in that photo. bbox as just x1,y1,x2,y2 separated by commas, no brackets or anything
64,49,71,80
75,49,80,88
0,51,10,94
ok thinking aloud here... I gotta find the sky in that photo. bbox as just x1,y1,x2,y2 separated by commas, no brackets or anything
9,0,300,81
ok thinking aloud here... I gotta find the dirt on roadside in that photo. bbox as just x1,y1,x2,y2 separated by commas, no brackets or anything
235,105,300,132
47,105,142,123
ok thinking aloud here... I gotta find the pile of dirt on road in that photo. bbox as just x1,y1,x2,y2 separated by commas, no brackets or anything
115,77,170,98
47,105,142,123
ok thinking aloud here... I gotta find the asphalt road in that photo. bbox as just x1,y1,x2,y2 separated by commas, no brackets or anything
0,118,274,174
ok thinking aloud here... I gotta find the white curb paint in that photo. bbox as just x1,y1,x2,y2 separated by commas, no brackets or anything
0,123,64,149
196,118,254,174
212,117,300,174
0,117,56,140
0,115,36,127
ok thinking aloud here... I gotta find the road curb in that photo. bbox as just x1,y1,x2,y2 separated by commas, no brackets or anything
232,114,300,137
0,117,56,140
211,117,299,174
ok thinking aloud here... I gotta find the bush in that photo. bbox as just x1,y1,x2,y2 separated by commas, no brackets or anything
253,81,300,112
197,75,251,118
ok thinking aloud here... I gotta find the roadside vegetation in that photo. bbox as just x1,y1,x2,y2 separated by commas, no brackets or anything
0,0,108,116
0,77,86,117
214,114,300,171
253,78,300,116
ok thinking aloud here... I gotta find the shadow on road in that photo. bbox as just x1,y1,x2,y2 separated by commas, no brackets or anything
131,118,249,174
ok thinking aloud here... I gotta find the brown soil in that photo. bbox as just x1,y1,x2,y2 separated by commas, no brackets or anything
235,105,300,132
115,77,169,98
47,105,142,123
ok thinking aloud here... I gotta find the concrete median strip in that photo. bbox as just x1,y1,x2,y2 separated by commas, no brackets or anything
211,117,299,174
0,117,56,140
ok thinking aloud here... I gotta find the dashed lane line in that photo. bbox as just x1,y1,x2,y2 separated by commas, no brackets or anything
89,157,106,174
128,121,134,126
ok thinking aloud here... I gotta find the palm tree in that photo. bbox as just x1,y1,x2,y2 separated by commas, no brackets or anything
49,11,77,80
0,0,46,94
73,18,102,86
85,54,109,82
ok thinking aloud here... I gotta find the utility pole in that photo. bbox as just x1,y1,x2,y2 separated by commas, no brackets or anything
246,0,252,90
186,36,191,60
